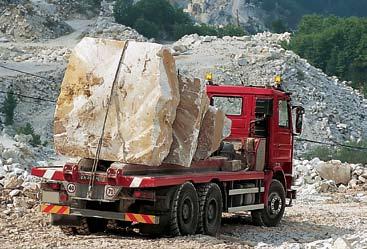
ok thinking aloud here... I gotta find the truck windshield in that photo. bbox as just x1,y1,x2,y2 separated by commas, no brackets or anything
212,96,242,115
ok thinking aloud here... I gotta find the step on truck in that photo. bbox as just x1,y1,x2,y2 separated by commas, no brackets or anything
32,84,304,236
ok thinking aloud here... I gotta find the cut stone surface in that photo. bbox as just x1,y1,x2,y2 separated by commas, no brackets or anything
164,76,209,167
194,106,232,161
54,38,180,166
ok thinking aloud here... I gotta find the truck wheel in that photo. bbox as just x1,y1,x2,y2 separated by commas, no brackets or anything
87,218,107,233
60,226,76,236
251,179,285,227
197,183,222,236
74,218,91,235
59,218,90,235
168,182,199,236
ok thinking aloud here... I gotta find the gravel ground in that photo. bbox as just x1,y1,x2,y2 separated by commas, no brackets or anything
1,194,366,249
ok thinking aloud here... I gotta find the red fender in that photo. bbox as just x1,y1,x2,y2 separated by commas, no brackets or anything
262,170,273,207
262,167,286,207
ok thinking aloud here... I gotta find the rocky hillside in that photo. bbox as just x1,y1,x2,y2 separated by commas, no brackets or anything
172,32,367,154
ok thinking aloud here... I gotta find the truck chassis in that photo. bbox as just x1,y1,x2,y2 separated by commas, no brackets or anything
32,157,290,236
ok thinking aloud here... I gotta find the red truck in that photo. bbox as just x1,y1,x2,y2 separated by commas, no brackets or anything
31,84,304,236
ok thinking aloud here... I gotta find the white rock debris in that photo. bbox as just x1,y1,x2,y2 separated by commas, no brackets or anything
0,2,72,41
172,32,367,155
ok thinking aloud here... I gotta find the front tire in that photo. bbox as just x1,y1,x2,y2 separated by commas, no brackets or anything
252,179,285,227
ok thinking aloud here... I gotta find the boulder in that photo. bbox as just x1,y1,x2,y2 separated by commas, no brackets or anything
4,175,23,189
316,161,351,185
164,76,209,167
54,38,180,166
193,106,232,161
333,238,352,249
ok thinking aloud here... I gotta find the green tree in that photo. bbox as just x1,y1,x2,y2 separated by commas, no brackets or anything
133,18,160,39
218,25,246,37
271,19,288,33
1,90,17,126
287,15,367,95
114,0,245,40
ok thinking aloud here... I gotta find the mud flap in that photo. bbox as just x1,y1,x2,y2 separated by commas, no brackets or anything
51,214,82,226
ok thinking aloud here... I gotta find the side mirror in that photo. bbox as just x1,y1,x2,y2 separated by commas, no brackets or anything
293,106,305,135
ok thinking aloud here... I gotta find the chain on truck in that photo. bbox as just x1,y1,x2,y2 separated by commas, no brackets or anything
32,74,305,236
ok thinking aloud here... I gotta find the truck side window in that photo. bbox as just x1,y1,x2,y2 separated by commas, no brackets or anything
212,96,242,115
278,100,289,128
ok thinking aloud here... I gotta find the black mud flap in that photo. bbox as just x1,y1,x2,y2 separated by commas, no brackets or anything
51,214,82,226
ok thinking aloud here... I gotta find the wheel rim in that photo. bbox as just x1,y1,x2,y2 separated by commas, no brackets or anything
268,192,282,219
182,197,193,224
207,198,218,224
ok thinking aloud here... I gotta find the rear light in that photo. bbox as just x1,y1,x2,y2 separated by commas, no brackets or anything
133,190,156,200
63,163,79,182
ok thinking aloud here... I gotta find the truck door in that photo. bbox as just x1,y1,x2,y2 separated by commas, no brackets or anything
271,98,292,165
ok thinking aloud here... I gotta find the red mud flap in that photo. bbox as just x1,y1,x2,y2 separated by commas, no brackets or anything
41,203,159,224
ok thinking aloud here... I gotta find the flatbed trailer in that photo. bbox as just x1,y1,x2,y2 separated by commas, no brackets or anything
32,84,304,236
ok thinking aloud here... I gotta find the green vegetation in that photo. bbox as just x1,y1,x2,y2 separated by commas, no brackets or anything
260,0,367,29
79,0,102,14
1,90,17,126
114,0,245,39
303,141,367,164
17,123,42,147
270,19,288,34
286,15,367,95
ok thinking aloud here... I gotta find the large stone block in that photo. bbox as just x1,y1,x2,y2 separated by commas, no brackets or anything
193,106,232,161
316,160,352,185
164,76,209,167
54,38,180,166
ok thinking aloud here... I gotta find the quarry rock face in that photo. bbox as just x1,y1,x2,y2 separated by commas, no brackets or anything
164,76,209,167
194,106,232,161
54,38,180,166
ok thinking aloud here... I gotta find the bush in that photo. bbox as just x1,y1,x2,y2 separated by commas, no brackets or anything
303,140,367,164
1,90,17,126
78,0,102,14
133,18,160,39
17,123,42,147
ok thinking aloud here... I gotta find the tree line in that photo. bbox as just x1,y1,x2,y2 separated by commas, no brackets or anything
286,15,367,95
114,0,245,40
260,0,367,30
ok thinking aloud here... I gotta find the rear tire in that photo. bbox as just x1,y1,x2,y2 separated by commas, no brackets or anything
74,218,91,235
60,226,76,236
87,218,107,233
252,179,285,227
168,182,199,236
60,217,107,235
197,183,222,236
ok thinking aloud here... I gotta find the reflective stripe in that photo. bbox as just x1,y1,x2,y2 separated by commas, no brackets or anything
129,177,143,188
41,204,70,215
43,170,56,179
124,213,155,224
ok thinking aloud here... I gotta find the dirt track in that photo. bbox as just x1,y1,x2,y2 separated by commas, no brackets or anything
1,197,366,249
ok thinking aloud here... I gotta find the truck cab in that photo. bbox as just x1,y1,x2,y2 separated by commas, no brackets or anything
207,85,304,196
